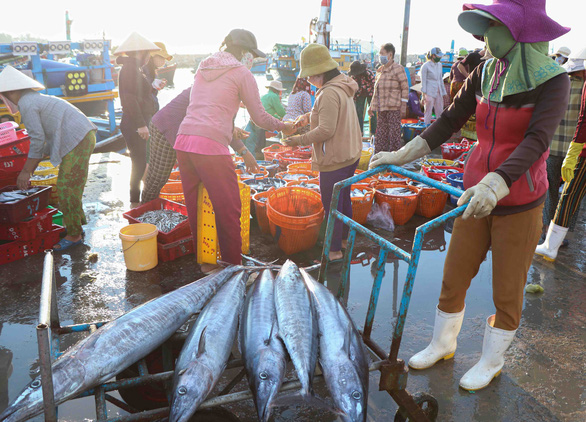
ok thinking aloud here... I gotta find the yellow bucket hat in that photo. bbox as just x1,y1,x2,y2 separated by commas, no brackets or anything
299,44,338,78
151,42,173,61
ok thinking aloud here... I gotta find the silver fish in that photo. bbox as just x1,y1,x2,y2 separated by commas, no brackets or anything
240,270,287,422
274,260,318,398
169,271,248,422
301,269,369,422
0,267,240,422
136,209,187,233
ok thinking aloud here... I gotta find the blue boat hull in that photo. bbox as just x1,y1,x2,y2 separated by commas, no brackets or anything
268,67,298,83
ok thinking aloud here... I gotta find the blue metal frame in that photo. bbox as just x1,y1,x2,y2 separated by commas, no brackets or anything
0,41,117,137
318,165,467,361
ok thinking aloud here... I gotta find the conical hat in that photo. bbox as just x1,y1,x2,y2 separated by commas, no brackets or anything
0,65,45,93
114,32,160,55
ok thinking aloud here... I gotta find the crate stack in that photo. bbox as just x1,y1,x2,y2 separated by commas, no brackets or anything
0,186,64,264
0,122,30,189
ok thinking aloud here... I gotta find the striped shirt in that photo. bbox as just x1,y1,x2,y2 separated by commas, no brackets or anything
550,76,584,156
18,91,96,166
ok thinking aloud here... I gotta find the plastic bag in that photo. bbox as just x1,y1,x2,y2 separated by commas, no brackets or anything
366,202,395,232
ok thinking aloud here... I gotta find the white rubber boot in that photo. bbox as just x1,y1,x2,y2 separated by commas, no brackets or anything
535,223,568,262
459,315,516,391
408,305,465,370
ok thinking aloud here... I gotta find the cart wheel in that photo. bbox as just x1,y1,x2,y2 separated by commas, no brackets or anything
393,392,438,422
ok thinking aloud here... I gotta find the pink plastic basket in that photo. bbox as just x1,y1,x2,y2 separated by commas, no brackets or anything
0,122,18,145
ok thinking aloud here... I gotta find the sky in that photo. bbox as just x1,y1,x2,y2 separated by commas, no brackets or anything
2,0,584,58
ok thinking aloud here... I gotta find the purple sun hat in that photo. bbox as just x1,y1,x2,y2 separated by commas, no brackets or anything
458,0,570,43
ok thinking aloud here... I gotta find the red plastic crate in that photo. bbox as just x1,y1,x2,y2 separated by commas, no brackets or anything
122,198,191,244
0,224,65,265
0,185,52,223
0,154,28,173
0,130,30,157
0,173,18,189
0,207,57,241
157,236,195,262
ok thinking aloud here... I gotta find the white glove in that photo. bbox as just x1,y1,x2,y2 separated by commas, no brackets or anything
152,78,166,90
457,172,510,219
369,136,431,169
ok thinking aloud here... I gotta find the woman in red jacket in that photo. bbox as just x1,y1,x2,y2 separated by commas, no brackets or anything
370,0,570,391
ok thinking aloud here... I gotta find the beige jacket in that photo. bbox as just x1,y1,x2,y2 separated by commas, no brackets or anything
298,74,362,172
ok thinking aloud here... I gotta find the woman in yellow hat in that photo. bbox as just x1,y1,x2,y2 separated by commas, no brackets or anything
282,44,362,262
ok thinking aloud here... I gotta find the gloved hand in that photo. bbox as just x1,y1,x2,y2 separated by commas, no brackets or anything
369,135,431,168
561,141,583,182
457,172,509,219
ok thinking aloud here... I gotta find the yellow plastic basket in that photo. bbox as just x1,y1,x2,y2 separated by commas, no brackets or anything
358,148,373,171
31,170,59,206
34,162,59,176
196,182,251,264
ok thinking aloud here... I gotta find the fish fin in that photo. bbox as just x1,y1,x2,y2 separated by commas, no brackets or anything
178,368,186,376
197,326,207,358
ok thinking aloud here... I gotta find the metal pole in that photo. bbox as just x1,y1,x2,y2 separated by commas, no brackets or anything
39,251,55,327
37,324,57,422
400,0,411,67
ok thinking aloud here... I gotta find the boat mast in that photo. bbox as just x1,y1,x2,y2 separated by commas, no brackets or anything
400,0,411,66
65,11,72,41
316,0,332,48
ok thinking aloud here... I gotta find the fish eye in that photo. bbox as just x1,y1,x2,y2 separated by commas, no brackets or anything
31,380,42,389
351,391,362,400
259,371,268,380
178,386,187,395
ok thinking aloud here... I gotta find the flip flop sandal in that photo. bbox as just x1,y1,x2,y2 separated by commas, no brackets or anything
53,238,83,252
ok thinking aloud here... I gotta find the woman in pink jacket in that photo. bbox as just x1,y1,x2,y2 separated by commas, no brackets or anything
175,29,294,273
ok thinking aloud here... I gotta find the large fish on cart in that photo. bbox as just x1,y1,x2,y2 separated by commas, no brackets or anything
301,268,370,422
239,269,287,422
169,270,248,422
0,267,242,422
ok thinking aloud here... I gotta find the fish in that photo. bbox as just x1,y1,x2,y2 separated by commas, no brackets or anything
274,260,318,398
0,266,241,422
379,187,415,196
301,269,370,422
136,209,187,233
239,269,287,422
169,271,248,422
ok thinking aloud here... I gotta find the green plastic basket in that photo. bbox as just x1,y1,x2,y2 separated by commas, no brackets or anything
47,206,63,226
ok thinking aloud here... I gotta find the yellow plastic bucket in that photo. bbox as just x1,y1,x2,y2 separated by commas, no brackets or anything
119,223,159,271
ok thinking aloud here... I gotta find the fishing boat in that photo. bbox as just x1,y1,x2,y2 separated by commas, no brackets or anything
266,44,301,83
250,57,268,74
156,62,177,85
329,40,362,73
0,39,121,152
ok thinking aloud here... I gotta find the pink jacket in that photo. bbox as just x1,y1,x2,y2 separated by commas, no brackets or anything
178,52,284,147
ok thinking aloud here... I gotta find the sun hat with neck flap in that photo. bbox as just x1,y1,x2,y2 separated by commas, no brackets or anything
0,65,45,114
457,0,570,105
299,44,338,78
151,42,173,60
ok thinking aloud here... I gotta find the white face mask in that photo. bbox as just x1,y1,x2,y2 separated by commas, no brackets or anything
308,74,323,88
241,52,254,70
379,55,389,65
555,56,566,65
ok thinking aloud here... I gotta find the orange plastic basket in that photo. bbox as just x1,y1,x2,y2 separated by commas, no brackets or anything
275,169,318,181
410,182,449,218
350,183,375,225
266,187,324,255
354,169,379,185
287,162,313,172
159,181,185,204
286,178,320,192
262,144,296,161
252,190,271,234
377,172,409,184
374,183,420,225
168,170,181,181
275,151,312,171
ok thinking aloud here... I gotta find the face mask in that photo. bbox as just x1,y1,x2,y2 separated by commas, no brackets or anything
379,55,389,65
433,57,441,63
555,56,566,65
484,25,516,59
308,75,323,88
241,52,254,70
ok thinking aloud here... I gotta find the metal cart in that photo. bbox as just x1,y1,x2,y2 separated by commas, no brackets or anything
32,165,465,421
318,164,467,421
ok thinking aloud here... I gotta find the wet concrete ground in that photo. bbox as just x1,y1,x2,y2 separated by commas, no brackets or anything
0,151,584,421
